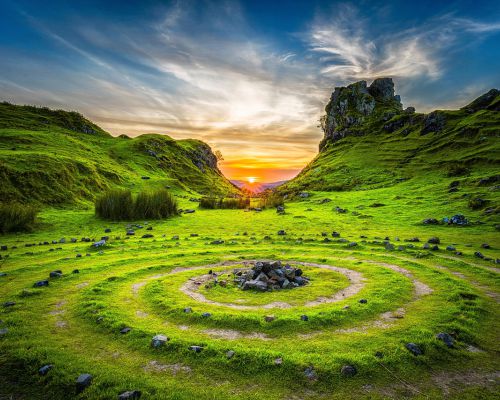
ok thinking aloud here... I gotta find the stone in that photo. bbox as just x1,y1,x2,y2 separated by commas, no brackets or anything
3,301,16,307
481,243,491,249
172,235,179,240
118,391,142,400
422,111,446,134
242,279,268,292
347,242,358,247
126,230,135,236
38,364,53,376
189,345,203,353
436,332,454,348
120,327,132,334
359,299,367,304
0,245,7,251
76,254,82,258
340,365,357,377
277,230,286,235
33,280,49,287
332,231,340,237
405,343,423,356
72,269,80,274
76,373,93,393
428,237,440,244
423,218,439,225
431,245,439,251
304,366,317,381
385,242,395,251
210,240,224,245
183,307,192,313
226,350,235,359
0,328,8,336
146,226,153,231
105,228,112,233
184,209,195,214
474,251,484,259
423,243,430,249
201,312,212,318
274,357,283,365
300,315,309,321
190,233,199,237
141,234,153,239
50,271,62,278
264,315,275,322
446,245,456,251
151,334,169,348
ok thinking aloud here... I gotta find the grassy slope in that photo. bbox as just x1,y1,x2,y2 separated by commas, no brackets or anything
283,95,500,195
0,103,238,205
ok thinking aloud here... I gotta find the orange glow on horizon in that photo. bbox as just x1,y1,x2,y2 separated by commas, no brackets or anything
247,177,256,183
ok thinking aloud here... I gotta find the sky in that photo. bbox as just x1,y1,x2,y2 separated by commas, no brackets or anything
1,0,500,182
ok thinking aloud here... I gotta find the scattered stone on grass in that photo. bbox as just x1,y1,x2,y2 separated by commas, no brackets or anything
76,373,93,393
118,390,142,400
436,332,454,348
151,334,169,348
120,327,132,334
188,345,203,353
341,365,357,377
38,364,53,376
405,343,423,356
304,366,318,381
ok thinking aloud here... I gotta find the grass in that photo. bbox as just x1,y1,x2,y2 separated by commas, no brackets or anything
0,182,498,399
0,202,38,233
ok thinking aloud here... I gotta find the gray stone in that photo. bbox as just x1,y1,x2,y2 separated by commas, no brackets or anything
405,343,423,356
0,328,8,336
34,280,49,287
120,327,131,334
304,366,317,380
189,345,203,353
340,365,357,377
359,299,367,304
38,364,53,376
92,239,106,248
300,315,309,321
76,373,93,393
3,301,15,307
201,312,212,318
151,334,169,348
428,237,440,244
50,271,62,278
264,315,275,322
226,350,235,359
118,391,142,400
277,230,286,235
436,332,454,348
183,307,192,313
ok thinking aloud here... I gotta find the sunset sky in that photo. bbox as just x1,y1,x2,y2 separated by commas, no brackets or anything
1,0,500,182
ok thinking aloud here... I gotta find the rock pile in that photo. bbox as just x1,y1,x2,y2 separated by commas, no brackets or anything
234,261,308,291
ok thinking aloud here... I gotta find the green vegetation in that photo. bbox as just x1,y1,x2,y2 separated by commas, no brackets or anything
199,196,250,209
0,202,38,233
95,189,177,220
0,103,239,206
0,91,499,399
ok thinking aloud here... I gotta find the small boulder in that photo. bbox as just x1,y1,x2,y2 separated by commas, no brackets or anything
33,280,49,287
120,327,132,334
76,373,93,393
264,315,275,322
151,334,169,348
92,239,106,248
304,366,317,381
340,365,357,377
277,230,286,236
118,391,142,400
188,345,203,353
436,332,454,348
428,237,440,244
226,350,235,359
300,315,309,321
183,307,192,313
201,312,212,318
359,299,368,304
49,271,62,278
38,364,53,376
405,343,423,356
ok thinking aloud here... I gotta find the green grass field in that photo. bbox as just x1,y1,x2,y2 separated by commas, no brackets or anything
1,184,498,399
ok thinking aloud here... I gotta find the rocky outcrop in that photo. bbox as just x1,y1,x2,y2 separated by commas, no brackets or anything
319,78,403,149
462,89,500,113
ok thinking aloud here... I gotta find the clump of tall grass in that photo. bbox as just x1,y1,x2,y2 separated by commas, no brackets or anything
134,189,177,219
95,189,133,220
95,188,177,220
257,192,284,209
199,197,250,210
0,203,38,233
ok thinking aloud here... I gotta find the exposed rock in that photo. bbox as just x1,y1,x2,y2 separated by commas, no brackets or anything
340,365,357,377
151,334,169,348
38,364,53,376
33,280,49,287
463,89,500,113
304,366,318,381
188,345,203,353
422,111,446,134
76,373,93,393
120,327,131,334
423,218,439,225
226,350,235,359
405,343,423,356
428,237,440,244
436,332,454,348
118,391,142,400
277,230,286,236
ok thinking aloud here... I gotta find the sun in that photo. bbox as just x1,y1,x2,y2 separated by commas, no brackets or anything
247,177,256,183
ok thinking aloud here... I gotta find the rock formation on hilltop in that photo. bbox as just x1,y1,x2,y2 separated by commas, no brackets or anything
319,78,405,149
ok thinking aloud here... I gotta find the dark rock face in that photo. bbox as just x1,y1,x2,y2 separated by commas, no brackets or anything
422,111,446,134
463,88,500,113
320,78,403,149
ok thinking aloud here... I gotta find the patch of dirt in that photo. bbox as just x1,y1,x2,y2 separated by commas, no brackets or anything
55,320,68,328
131,273,168,295
202,328,270,340
143,360,191,375
76,282,89,289
431,370,500,396
136,310,149,318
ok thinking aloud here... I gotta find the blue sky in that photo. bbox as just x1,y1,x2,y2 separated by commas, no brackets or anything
1,0,500,181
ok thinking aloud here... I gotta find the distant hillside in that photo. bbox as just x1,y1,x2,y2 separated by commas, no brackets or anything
0,102,239,205
282,79,500,195
231,180,287,193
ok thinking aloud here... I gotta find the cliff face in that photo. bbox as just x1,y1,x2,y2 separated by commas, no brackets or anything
319,78,404,149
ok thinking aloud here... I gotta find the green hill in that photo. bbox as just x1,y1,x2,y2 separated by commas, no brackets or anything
0,102,238,205
282,78,499,196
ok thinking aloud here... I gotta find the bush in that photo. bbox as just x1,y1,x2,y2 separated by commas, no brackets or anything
134,189,178,219
258,193,284,209
95,189,133,220
0,203,38,233
199,197,250,210
95,189,177,220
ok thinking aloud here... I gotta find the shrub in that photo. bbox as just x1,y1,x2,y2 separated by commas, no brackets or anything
134,189,178,219
95,188,177,220
199,197,250,210
95,189,133,220
258,193,284,209
0,203,38,233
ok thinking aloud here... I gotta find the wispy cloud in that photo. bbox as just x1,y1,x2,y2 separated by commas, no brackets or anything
307,5,500,83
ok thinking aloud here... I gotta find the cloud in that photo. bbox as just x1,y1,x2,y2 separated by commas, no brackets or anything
307,6,500,83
